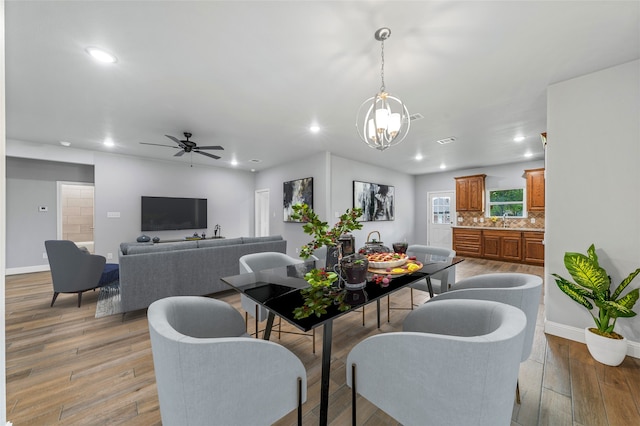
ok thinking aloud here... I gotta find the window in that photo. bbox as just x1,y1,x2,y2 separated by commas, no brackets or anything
432,197,451,224
488,189,525,217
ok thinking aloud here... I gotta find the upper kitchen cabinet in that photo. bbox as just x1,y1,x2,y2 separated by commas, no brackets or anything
455,174,486,212
525,168,545,211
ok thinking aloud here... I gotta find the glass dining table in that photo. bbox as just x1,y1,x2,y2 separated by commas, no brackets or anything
220,255,463,425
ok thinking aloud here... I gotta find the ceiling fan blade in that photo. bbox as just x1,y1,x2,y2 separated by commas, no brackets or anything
140,142,179,148
165,134,186,148
195,150,221,160
174,150,186,157
196,145,224,150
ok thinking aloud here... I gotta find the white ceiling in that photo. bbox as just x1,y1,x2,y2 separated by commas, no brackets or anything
5,1,639,175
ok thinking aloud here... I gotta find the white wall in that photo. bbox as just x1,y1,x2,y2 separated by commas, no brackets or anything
414,160,544,243
255,151,330,257
546,60,640,351
5,157,94,270
5,142,256,268
255,152,416,257
1,0,7,420
94,152,255,259
330,154,415,250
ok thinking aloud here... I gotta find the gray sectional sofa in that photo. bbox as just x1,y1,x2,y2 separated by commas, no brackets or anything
118,236,287,312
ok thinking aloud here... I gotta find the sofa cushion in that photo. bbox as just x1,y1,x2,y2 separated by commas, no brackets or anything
241,235,283,244
126,241,198,255
120,242,153,255
197,237,243,248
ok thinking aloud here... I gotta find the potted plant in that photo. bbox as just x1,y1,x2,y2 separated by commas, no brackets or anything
290,203,363,267
552,243,639,366
339,253,369,289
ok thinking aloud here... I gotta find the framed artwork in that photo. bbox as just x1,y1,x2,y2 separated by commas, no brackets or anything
353,180,395,221
283,177,313,222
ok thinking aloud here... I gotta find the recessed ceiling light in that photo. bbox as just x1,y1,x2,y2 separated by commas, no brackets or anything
524,151,533,158
310,125,320,133
514,136,525,142
250,169,256,173
59,141,71,147
85,47,117,63
103,139,115,147
415,154,423,161
230,160,238,166
440,163,446,169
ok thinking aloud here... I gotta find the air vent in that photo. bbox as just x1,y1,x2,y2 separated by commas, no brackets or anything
250,159,262,163
409,113,424,121
436,137,456,145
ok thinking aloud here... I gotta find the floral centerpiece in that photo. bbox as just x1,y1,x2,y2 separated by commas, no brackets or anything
290,203,363,259
290,203,364,319
293,269,349,319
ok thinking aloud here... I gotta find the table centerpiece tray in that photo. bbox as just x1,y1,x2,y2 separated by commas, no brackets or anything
368,260,423,275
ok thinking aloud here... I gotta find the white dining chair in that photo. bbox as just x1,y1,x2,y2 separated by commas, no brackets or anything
347,299,526,425
148,296,307,425
428,272,543,403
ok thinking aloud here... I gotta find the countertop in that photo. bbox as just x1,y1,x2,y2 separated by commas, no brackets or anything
452,225,545,232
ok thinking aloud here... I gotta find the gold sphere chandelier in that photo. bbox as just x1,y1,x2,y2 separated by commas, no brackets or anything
356,27,410,151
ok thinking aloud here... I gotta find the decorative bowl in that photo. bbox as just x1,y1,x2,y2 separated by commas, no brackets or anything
366,252,407,269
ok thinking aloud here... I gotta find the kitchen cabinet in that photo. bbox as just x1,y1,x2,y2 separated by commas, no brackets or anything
452,228,482,257
452,227,544,265
455,174,486,212
523,231,545,266
482,230,522,262
525,168,545,211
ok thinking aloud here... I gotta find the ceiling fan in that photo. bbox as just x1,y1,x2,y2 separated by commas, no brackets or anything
140,132,224,159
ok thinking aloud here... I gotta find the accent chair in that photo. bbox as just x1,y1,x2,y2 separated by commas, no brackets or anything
346,299,526,426
148,296,306,425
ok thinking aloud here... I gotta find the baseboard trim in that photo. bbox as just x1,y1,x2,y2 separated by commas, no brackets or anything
6,265,50,276
545,320,640,359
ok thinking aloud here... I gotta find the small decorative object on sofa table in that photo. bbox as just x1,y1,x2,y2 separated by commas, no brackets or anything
137,234,151,243
552,244,639,366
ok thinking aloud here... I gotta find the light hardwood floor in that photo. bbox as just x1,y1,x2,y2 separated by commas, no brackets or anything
5,258,640,425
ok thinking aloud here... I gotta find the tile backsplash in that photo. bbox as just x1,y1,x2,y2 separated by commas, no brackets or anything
456,211,545,229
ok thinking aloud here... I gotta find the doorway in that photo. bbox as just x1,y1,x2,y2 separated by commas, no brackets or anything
427,191,455,249
254,189,270,237
57,182,95,252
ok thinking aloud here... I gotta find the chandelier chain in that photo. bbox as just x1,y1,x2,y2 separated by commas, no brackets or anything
380,40,385,92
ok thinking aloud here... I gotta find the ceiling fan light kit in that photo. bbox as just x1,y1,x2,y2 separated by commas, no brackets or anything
356,27,410,152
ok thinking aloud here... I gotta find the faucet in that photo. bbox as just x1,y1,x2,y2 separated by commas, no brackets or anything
502,213,508,228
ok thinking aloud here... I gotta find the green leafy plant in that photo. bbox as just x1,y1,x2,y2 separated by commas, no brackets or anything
293,268,350,319
552,244,640,338
290,203,363,259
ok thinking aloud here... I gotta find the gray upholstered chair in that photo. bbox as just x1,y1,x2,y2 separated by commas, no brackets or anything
346,299,526,426
45,240,119,307
429,272,543,403
239,251,306,325
387,244,456,319
148,296,307,425
407,245,456,298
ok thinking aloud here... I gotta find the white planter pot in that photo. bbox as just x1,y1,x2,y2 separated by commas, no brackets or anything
584,327,628,366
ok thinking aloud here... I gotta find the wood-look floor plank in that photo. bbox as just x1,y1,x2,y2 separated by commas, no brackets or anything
6,259,640,425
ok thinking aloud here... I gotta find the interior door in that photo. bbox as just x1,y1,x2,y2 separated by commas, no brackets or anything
427,191,454,249
254,189,270,237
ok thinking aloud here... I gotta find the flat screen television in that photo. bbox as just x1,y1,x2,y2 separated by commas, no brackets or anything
141,196,207,231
